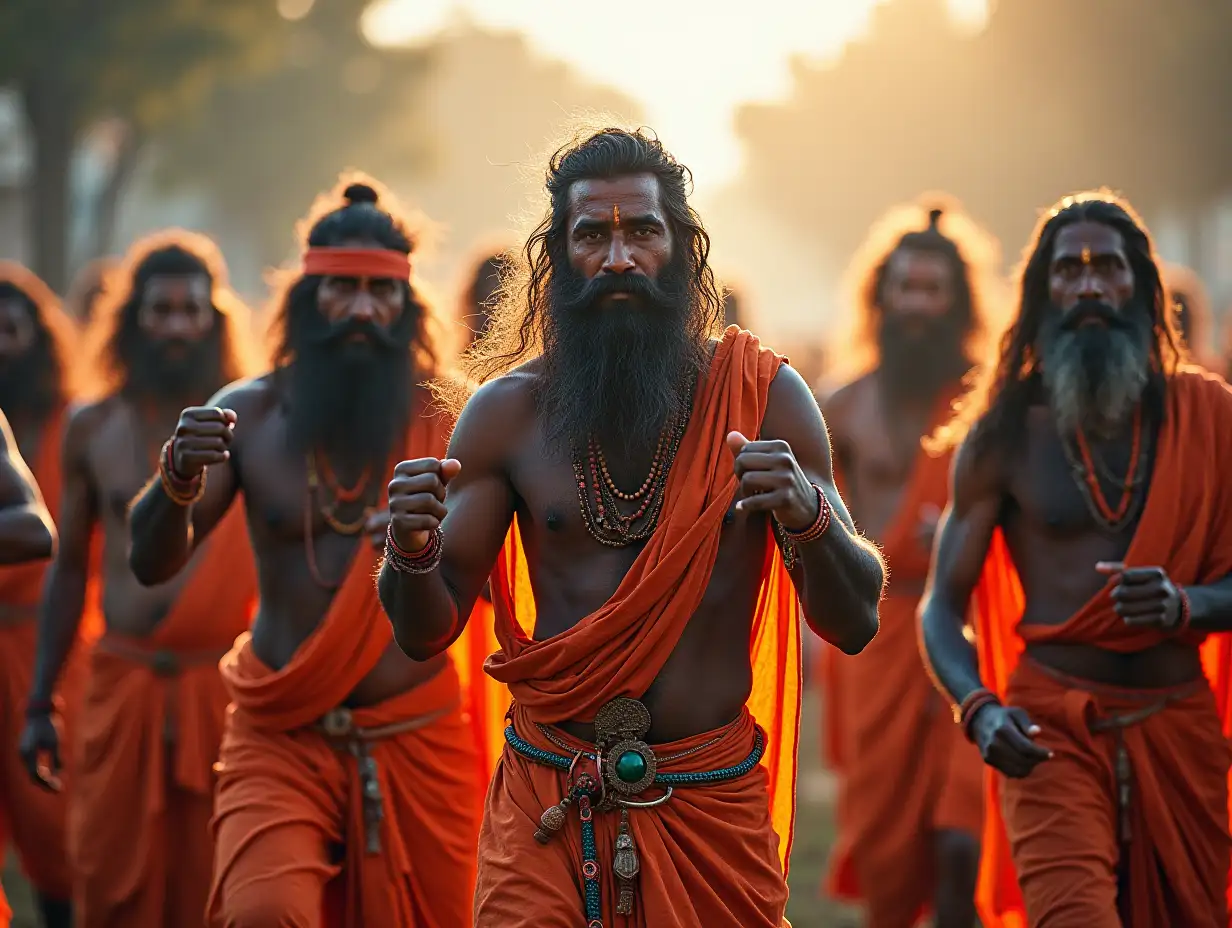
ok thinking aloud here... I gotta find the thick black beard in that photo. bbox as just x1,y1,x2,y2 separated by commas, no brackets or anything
122,327,224,404
1038,297,1153,440
877,311,971,406
284,312,412,468
538,257,707,458
0,343,61,424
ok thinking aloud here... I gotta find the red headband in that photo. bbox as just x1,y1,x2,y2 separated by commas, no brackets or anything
302,247,411,280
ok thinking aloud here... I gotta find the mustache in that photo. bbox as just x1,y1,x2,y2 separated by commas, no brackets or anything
557,271,672,309
1059,299,1135,332
306,316,403,350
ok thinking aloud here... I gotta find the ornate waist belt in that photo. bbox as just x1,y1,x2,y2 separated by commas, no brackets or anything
316,701,459,856
504,697,764,928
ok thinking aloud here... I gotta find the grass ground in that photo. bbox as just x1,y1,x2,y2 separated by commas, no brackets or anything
1,688,861,927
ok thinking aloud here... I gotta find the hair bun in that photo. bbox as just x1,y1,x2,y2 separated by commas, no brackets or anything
927,207,944,230
343,183,379,206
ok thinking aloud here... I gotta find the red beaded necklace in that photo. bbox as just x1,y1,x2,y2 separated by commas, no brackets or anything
1071,404,1143,528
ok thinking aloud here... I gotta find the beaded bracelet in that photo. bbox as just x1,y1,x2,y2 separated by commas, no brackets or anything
772,484,832,570
158,439,207,506
384,523,444,575
955,687,1001,742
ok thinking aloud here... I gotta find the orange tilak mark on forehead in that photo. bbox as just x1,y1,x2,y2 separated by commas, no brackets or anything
612,204,621,227
1081,246,1092,265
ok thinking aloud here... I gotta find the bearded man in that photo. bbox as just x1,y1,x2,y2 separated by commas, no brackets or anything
920,191,1232,927
0,403,59,928
378,127,884,927
20,231,258,928
127,176,497,928
822,201,995,928
0,263,85,928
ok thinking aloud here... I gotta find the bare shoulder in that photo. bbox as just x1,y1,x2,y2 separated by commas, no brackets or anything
949,430,1004,506
820,372,874,436
208,373,278,425
448,364,538,462
64,393,125,450
763,361,827,440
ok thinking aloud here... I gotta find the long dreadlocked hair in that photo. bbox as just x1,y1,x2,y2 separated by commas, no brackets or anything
930,190,1182,458
435,126,725,417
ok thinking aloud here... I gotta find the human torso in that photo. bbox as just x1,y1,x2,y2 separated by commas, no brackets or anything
500,372,772,743
1000,402,1198,687
229,376,443,707
87,396,199,634
830,374,944,597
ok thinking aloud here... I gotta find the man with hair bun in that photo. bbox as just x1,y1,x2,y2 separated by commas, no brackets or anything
823,198,997,928
922,191,1232,926
21,230,259,928
128,174,497,927
379,127,884,927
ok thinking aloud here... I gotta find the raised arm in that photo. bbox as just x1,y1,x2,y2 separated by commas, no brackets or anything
736,363,884,654
378,377,522,660
918,438,1050,777
0,410,55,564
127,380,250,585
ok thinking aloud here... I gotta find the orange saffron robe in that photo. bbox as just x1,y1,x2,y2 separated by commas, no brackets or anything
0,408,93,901
825,402,983,926
970,369,1232,927
208,413,500,928
69,499,256,928
474,329,802,927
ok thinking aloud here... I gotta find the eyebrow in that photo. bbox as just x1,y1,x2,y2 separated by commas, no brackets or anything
571,214,666,234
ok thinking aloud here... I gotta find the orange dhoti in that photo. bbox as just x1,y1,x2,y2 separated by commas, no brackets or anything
1000,658,1229,926
0,409,90,903
69,501,256,928
826,595,983,926
207,414,496,928
478,329,801,927
477,706,787,928
970,369,1232,927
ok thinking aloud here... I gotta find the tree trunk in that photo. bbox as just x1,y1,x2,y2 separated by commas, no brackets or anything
21,79,75,293
88,126,143,260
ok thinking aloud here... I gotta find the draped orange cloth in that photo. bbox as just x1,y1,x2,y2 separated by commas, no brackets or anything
69,498,256,927
476,328,802,926
0,408,92,901
208,411,499,928
825,401,983,926
970,369,1232,927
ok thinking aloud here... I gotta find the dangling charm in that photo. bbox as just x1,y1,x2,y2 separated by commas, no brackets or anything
535,794,572,844
613,807,640,915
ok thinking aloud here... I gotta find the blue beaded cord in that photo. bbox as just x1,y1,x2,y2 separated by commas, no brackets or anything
503,724,767,924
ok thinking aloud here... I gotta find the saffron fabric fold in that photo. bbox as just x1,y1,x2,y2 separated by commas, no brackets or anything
969,369,1232,927
208,411,499,928
0,408,90,902
480,327,802,924
825,393,983,925
69,498,256,927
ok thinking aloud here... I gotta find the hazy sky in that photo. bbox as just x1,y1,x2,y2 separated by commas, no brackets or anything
362,0,992,195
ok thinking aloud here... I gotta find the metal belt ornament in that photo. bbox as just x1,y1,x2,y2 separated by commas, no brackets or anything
504,697,765,927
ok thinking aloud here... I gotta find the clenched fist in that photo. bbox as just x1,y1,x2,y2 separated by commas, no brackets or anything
387,457,461,552
727,430,819,530
171,406,237,478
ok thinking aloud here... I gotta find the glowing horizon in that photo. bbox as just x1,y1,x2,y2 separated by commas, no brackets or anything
362,0,991,195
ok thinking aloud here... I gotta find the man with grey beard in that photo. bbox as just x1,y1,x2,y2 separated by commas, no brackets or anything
920,191,1232,926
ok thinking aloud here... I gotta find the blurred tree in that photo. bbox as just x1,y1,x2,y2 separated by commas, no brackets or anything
736,0,1232,274
152,1,434,274
0,0,287,290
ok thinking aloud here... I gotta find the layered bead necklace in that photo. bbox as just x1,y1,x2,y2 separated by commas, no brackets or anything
1059,403,1149,532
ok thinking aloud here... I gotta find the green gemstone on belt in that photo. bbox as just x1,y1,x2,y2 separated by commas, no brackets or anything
615,749,647,783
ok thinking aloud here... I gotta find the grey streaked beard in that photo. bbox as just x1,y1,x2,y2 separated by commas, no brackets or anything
1041,325,1150,440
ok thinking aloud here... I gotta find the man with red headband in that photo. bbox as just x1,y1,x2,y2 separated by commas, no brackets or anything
128,175,499,927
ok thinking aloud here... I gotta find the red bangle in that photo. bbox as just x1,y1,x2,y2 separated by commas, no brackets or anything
955,687,1000,741
777,484,832,544
1175,589,1192,633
